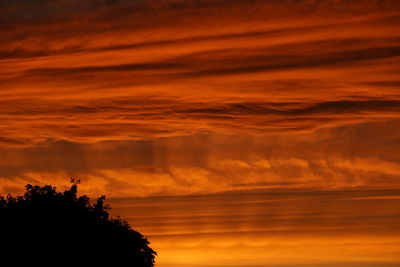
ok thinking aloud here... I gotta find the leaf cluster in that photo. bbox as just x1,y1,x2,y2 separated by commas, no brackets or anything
0,184,156,266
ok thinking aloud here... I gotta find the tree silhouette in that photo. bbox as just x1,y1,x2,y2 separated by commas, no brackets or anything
0,184,156,266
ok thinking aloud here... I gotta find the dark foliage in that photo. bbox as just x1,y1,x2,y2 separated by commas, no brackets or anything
0,184,156,266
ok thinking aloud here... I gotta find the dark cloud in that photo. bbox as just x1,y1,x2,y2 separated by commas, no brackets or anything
24,62,184,76
11,41,400,86
0,137,28,146
1,0,399,61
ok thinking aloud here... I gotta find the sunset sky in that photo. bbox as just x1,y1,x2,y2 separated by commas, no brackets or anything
1,0,400,266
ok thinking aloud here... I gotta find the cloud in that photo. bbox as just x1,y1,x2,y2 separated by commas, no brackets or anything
1,0,399,147
1,117,400,194
2,154,400,197
109,186,400,267
0,97,399,146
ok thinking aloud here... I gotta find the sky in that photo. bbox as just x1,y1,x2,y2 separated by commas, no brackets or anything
1,0,400,266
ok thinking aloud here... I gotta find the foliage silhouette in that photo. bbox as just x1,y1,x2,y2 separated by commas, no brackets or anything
0,184,156,266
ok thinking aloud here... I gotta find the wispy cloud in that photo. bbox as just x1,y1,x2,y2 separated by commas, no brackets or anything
1,1,399,145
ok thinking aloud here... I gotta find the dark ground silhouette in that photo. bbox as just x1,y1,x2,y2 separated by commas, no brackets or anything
0,184,156,266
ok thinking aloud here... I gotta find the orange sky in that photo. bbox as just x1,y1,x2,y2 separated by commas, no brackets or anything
1,0,400,266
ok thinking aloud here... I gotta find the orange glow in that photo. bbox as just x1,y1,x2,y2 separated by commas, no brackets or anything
1,0,400,266
110,189,400,267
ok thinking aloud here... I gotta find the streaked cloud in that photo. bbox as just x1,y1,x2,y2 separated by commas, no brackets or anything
1,1,400,146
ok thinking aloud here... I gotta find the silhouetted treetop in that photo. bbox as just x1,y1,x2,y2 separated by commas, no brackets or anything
0,184,156,266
